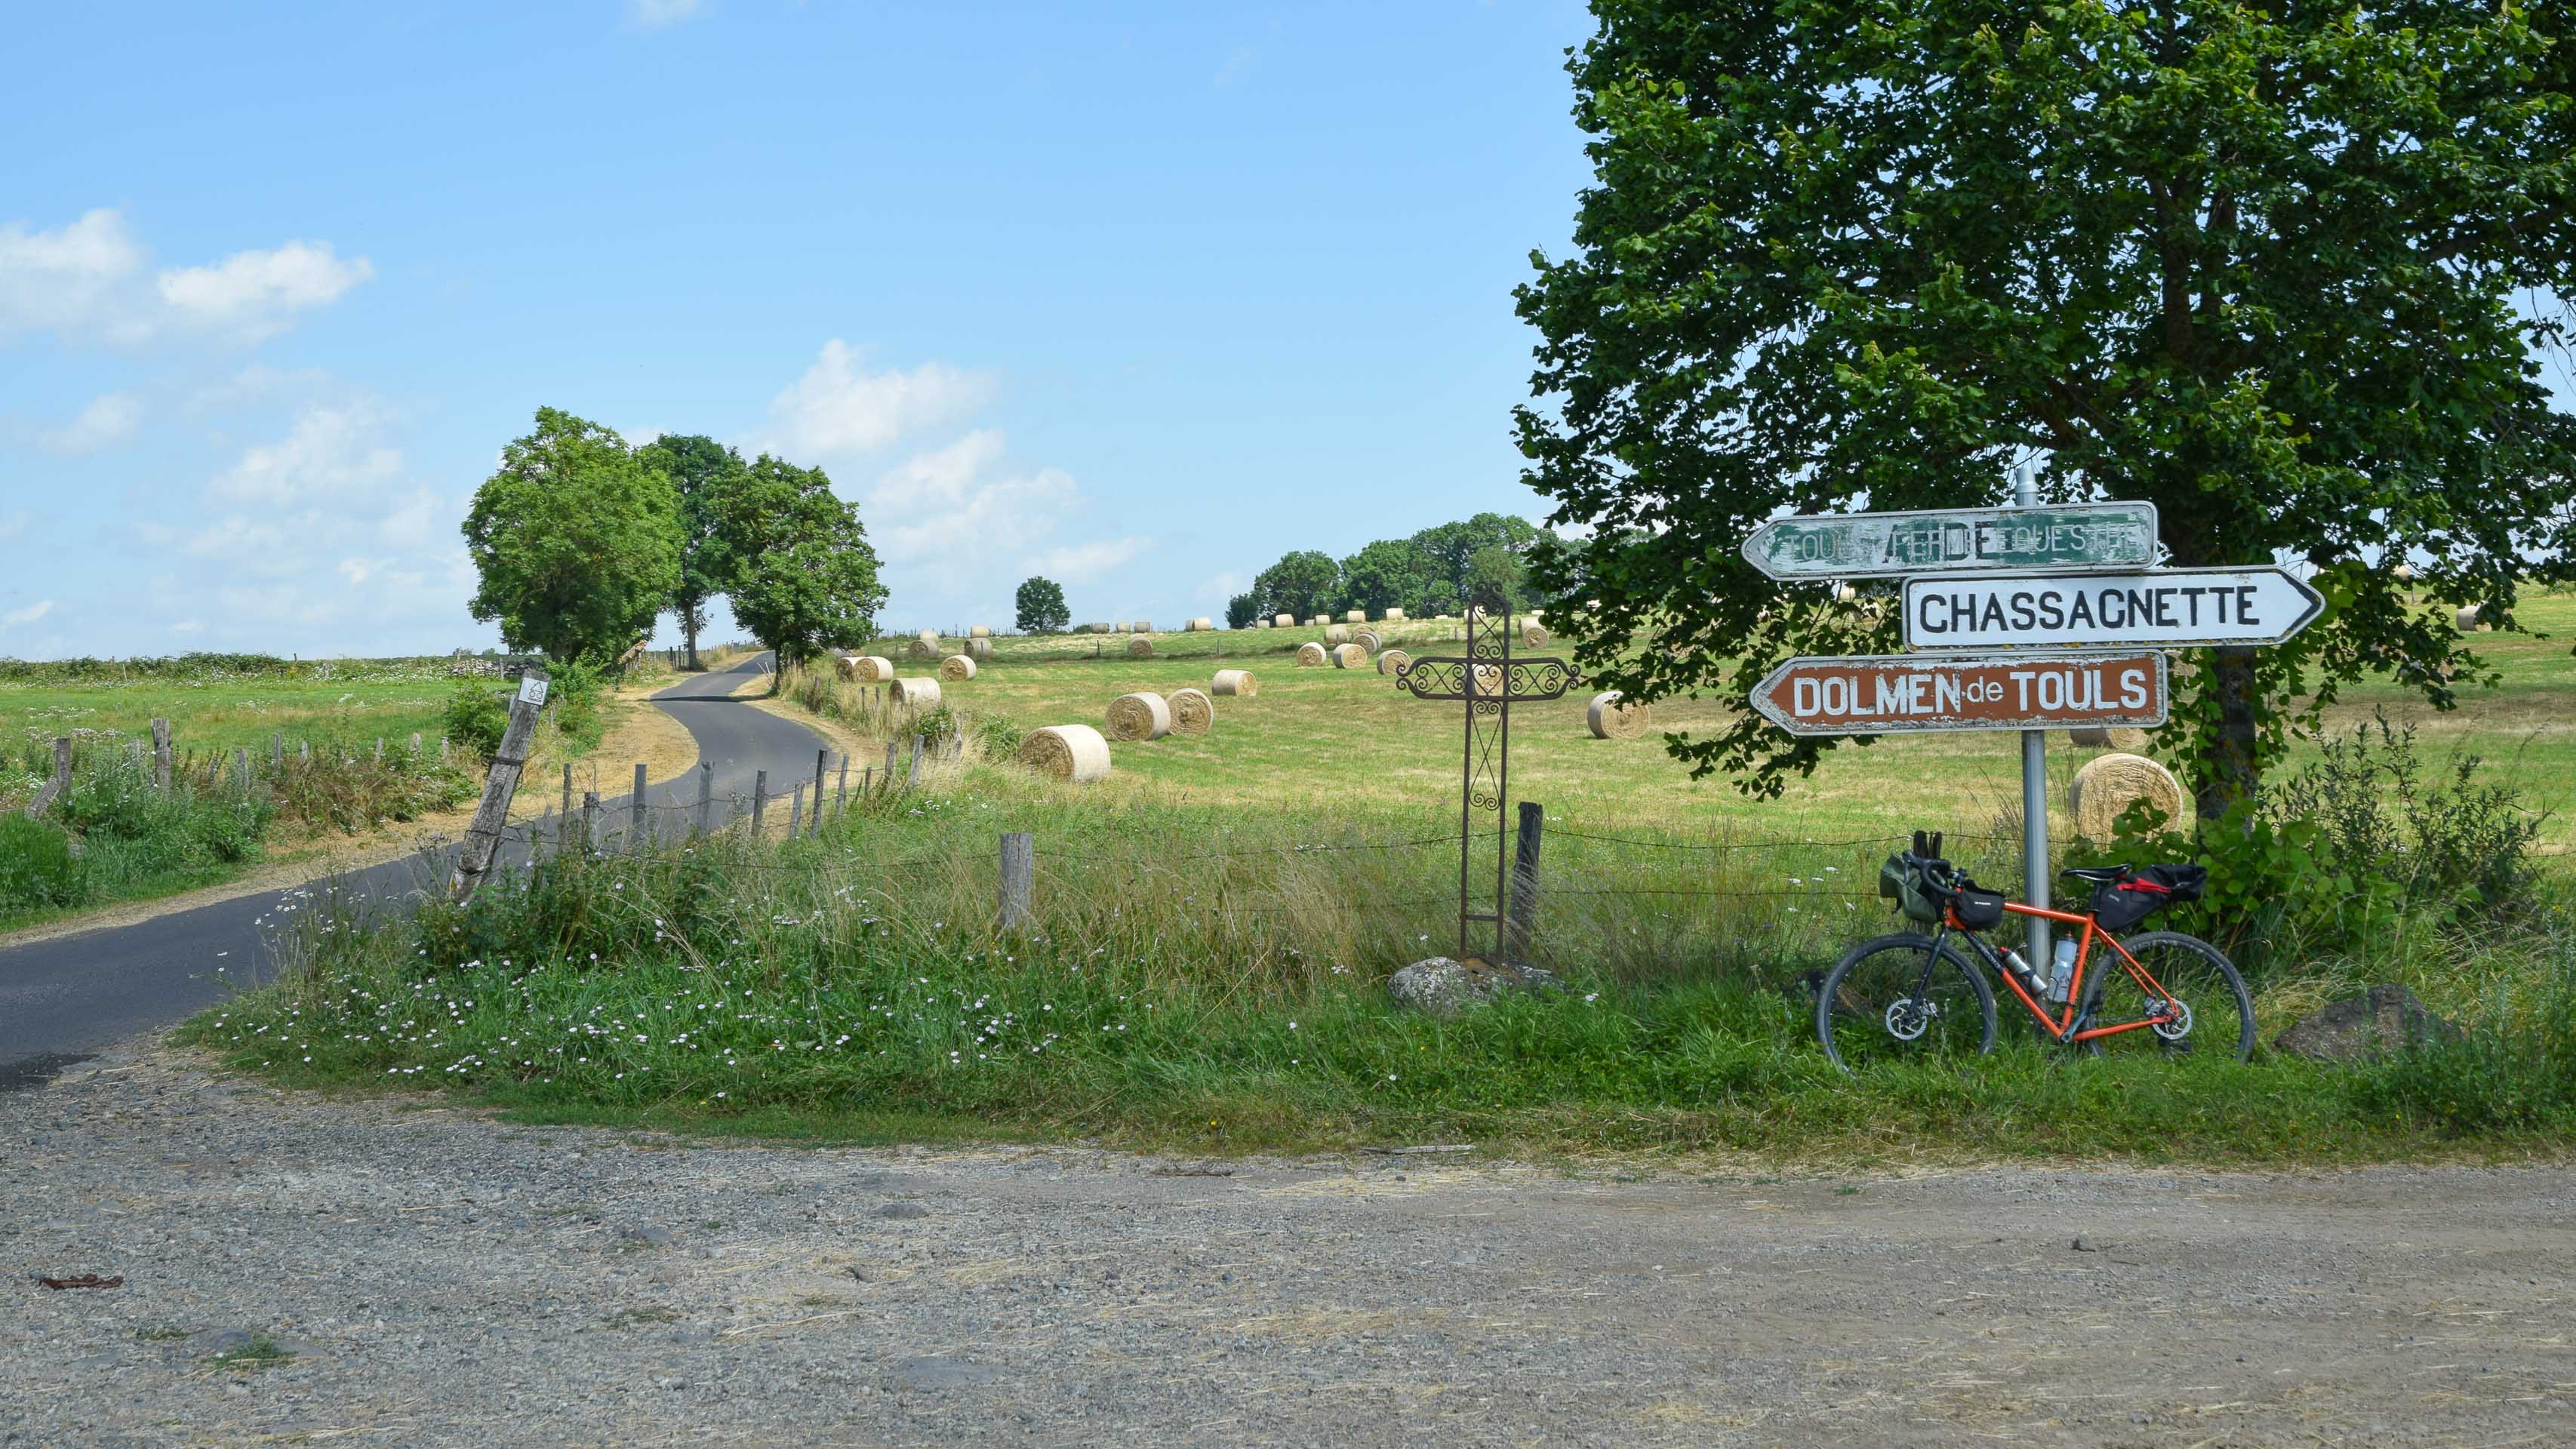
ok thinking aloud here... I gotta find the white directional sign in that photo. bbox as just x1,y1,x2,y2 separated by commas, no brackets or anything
1903,566,2324,651
515,674,550,708
1742,501,2159,580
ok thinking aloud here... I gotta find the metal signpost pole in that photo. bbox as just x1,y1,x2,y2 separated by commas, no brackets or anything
2012,463,2051,969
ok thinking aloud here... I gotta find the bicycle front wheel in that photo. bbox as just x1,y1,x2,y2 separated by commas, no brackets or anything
2080,931,2255,1063
1814,933,1996,1072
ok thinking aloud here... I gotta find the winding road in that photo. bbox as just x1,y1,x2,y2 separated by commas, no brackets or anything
0,654,824,1084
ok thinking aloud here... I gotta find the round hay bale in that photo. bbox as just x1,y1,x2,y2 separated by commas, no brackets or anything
1168,688,1214,735
1376,648,1412,676
1586,690,1649,740
2067,725,2150,751
1273,613,1295,629
1256,619,1273,629
1471,663,1503,696
1018,724,1111,783
938,654,978,682
906,638,938,661
1836,584,1858,602
1383,608,1406,621
970,625,991,638
1324,623,1351,646
1331,642,1367,669
833,653,863,681
2069,752,2185,840
1126,635,1154,659
1344,610,1367,623
1190,616,1215,632
1307,616,1327,627
890,677,943,709
1296,642,1328,667
1211,669,1256,697
1133,619,1153,634
851,655,894,682
917,629,940,645
2456,604,2483,632
2391,563,2414,583
965,637,993,660
1105,691,1172,742
1354,628,1383,652
1521,620,1551,648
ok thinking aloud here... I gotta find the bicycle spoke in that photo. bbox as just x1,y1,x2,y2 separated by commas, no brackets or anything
1817,937,1994,1070
2083,934,2254,1064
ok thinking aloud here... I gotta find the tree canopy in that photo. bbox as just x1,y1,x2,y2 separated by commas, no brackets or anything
719,456,886,667
463,408,682,664
1239,512,1551,622
1252,550,1343,621
636,433,749,669
1014,576,1069,634
1517,0,2576,814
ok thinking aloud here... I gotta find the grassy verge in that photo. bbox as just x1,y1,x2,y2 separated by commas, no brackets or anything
183,765,2576,1165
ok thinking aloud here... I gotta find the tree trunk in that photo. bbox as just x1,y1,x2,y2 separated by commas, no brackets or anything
2196,645,2263,823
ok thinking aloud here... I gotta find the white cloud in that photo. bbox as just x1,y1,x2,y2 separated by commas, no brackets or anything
2,599,55,627
0,208,369,345
629,0,704,27
38,392,143,454
1195,571,1247,602
0,209,145,339
758,340,992,460
0,509,31,541
210,404,403,505
156,241,373,341
1213,46,1255,87
1027,537,1153,586
169,619,204,636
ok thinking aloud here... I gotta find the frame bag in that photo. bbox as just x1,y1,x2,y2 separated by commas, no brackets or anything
2091,864,2207,933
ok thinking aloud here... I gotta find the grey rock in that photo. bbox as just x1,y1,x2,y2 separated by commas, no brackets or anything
616,1226,673,1248
199,1330,255,1357
1385,956,1563,1016
874,1200,932,1220
885,1356,1003,1391
2275,985,2462,1063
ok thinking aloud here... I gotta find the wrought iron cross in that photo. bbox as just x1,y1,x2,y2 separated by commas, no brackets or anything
1394,605,1574,961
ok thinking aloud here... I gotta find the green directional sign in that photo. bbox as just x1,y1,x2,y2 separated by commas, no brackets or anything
1742,501,2159,581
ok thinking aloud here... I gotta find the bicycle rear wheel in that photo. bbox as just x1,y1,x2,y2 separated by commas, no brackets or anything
2079,931,2255,1063
1814,933,1996,1072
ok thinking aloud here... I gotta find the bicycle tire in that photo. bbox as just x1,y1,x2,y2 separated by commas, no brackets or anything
2077,930,2255,1063
1814,932,1997,1073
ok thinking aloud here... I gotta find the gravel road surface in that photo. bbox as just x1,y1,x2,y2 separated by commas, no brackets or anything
5,1034,2570,1447
0,654,817,1074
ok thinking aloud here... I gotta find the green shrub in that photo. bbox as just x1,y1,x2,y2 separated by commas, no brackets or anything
546,660,610,754
0,814,89,912
442,683,510,758
2268,716,2544,920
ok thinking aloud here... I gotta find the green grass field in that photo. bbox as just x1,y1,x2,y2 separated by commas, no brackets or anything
3,659,469,771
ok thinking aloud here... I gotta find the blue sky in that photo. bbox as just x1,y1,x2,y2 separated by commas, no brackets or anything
2,1,1595,657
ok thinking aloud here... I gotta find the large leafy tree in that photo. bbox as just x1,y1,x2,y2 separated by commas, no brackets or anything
1224,590,1262,630
719,456,887,670
1411,513,1542,611
1253,549,1342,620
637,433,749,670
1517,1,2576,816
463,408,682,664
1015,576,1069,633
1339,537,1435,616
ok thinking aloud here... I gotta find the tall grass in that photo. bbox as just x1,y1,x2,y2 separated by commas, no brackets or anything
189,768,2576,1162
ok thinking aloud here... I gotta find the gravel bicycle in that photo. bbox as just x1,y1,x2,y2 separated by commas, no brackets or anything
1814,831,2254,1072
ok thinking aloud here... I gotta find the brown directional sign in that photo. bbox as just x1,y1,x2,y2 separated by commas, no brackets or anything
1750,650,2168,737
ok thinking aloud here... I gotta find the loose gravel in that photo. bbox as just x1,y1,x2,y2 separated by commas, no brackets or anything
5,1033,2573,1447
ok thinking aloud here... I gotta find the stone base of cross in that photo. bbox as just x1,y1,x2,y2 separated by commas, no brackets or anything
1393,604,1574,962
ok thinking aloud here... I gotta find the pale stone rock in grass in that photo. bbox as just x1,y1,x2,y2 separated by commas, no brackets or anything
2275,985,2462,1064
1386,957,1565,1016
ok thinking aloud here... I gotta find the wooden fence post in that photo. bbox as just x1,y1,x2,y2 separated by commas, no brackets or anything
439,736,450,764
23,737,74,818
882,740,897,789
581,791,600,854
1505,801,1545,961
836,755,848,817
999,832,1033,931
906,735,922,788
811,749,827,834
234,747,251,798
561,763,573,824
151,718,171,792
695,761,713,837
449,678,546,900
374,737,383,762
272,732,283,771
631,762,647,848
752,770,768,835
789,783,804,837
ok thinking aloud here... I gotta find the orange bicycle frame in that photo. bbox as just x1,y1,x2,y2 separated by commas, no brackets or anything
1950,900,2180,1043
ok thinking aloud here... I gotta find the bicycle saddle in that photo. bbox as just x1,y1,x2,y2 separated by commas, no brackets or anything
2060,865,2129,884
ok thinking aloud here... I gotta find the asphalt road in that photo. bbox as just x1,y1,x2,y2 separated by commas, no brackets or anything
0,654,820,1082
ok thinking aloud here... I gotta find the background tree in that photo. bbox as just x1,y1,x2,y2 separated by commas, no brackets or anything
718,455,886,672
1517,1,2575,815
1223,590,1261,630
1338,538,1434,617
1411,513,1541,612
1463,543,1528,612
1015,576,1069,634
637,433,749,670
1252,549,1342,621
463,408,681,663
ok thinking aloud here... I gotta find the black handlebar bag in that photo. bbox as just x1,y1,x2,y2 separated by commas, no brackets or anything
2091,864,2207,932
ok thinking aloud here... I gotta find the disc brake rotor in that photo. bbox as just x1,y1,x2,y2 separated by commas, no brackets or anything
2151,996,2194,1041
1884,997,1935,1041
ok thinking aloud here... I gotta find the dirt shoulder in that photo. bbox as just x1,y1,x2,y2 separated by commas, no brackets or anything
5,1033,2570,1447
0,685,697,952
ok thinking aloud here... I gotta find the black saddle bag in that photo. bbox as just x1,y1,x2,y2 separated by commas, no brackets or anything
1950,888,2006,930
2091,864,2207,932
